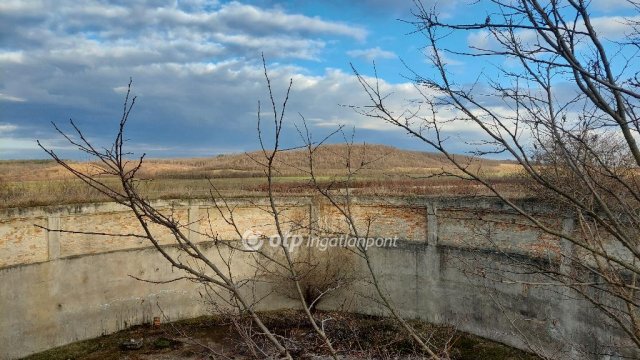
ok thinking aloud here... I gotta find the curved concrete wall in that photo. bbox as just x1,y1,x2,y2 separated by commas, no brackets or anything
0,197,634,359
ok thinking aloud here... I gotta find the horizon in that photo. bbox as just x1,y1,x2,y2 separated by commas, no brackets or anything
0,142,514,163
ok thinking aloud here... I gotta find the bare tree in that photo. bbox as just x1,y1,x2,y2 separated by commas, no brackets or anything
226,56,341,358
293,123,447,359
208,58,446,358
37,56,363,357
37,78,306,358
351,0,640,356
37,68,461,359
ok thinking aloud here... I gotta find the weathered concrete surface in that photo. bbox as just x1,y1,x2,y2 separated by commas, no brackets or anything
0,217,47,267
1,247,206,358
0,197,635,359
0,244,296,359
320,243,634,359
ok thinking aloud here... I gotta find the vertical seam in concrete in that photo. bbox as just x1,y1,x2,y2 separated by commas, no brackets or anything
47,215,61,261
560,217,575,274
309,198,318,239
427,202,438,246
415,247,419,319
559,216,579,357
187,205,200,243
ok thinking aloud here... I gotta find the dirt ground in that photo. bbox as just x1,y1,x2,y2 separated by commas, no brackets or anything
23,311,540,360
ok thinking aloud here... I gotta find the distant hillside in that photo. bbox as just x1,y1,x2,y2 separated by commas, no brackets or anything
0,144,523,208
0,144,516,182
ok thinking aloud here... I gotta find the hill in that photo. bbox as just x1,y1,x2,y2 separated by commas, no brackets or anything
0,144,516,182
0,144,522,208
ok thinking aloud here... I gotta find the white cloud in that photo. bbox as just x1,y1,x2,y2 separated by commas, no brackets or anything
0,1,372,122
0,0,45,14
467,30,492,50
590,15,640,39
0,1,367,65
0,138,38,150
0,1,495,159
0,136,79,158
347,47,396,60
0,51,25,64
0,50,501,159
0,94,26,102
211,33,326,60
0,124,18,133
216,2,367,41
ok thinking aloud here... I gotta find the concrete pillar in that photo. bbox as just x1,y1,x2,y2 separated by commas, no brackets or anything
559,217,575,275
187,205,201,243
418,202,442,323
309,197,319,239
426,202,438,246
47,215,61,261
559,216,580,358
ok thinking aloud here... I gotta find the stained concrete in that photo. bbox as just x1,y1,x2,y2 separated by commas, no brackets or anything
0,197,635,359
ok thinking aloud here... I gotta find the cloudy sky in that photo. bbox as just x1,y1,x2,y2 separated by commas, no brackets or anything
0,0,637,159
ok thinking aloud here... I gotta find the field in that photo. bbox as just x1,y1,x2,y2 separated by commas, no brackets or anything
0,144,523,209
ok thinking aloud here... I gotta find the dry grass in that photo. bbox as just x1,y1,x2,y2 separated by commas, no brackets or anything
0,144,523,209
24,310,540,360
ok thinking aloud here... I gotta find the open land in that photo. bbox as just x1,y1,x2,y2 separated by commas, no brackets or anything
0,144,523,209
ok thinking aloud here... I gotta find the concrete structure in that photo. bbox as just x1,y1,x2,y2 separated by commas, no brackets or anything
0,197,634,359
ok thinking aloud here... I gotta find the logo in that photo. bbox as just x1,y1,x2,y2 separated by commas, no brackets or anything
241,229,264,251
241,230,398,253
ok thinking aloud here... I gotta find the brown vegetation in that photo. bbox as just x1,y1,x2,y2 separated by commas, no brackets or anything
0,144,520,209
24,311,540,360
0,144,513,181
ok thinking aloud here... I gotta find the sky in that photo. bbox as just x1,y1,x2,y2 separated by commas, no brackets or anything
0,0,638,160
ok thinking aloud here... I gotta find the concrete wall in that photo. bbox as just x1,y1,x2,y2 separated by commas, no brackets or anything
0,197,634,359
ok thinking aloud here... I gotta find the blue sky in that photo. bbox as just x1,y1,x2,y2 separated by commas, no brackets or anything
0,0,637,159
